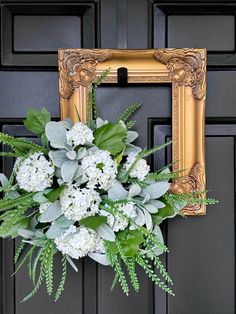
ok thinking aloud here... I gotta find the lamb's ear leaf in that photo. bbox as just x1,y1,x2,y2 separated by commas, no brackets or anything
39,201,62,223
97,223,116,242
24,107,51,135
45,121,67,149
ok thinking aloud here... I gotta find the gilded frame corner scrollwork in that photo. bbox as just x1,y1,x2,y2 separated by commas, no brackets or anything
58,48,206,216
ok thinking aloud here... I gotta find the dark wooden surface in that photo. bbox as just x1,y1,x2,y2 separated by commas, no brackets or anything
0,0,234,313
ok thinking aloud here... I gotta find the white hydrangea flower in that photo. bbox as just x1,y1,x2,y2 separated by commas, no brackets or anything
16,152,54,192
54,225,97,259
66,122,94,146
81,149,117,190
60,185,101,221
124,153,150,181
94,237,106,254
39,201,51,214
102,202,137,232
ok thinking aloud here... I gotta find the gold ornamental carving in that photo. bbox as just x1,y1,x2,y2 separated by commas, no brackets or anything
170,162,205,215
58,49,112,100
154,48,206,100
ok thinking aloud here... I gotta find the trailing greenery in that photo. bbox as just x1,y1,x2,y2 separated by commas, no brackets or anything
55,255,67,301
0,132,48,155
0,193,35,212
20,239,56,302
116,103,141,123
87,68,110,121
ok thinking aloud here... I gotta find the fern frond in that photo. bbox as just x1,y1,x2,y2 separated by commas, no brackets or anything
135,254,174,296
105,243,129,295
126,120,136,129
55,255,67,301
152,256,173,285
14,241,26,263
0,132,48,155
116,241,139,292
32,247,44,285
0,193,35,212
116,103,141,123
87,69,110,121
43,241,55,296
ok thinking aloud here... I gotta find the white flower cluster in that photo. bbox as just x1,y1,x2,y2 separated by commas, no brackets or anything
81,149,117,190
39,201,51,214
60,185,101,221
124,153,150,181
16,153,54,192
103,202,137,232
66,122,94,146
54,225,99,259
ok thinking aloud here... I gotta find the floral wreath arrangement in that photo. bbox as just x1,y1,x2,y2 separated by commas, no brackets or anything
0,70,216,302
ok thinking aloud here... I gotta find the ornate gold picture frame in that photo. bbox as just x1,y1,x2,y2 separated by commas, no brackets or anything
58,48,206,215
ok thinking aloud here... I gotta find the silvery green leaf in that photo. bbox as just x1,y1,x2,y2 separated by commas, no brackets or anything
73,166,83,180
153,225,164,244
126,131,138,143
39,201,62,223
54,216,74,228
61,160,78,182
30,216,38,230
149,200,166,209
128,184,141,198
97,223,115,242
57,178,64,185
49,150,67,167
45,121,68,149
0,173,9,188
124,144,142,155
35,231,44,238
23,239,43,246
144,210,153,230
88,253,109,266
141,181,170,199
75,175,88,185
96,117,108,128
108,180,128,200
6,190,20,199
76,148,87,160
142,194,150,204
174,201,187,212
46,224,67,239
159,168,171,181
17,228,35,239
55,168,62,179
66,255,78,272
33,192,48,203
143,204,159,214
59,118,73,129
130,208,145,230
66,150,76,160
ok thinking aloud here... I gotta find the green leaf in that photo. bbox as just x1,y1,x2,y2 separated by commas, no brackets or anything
80,215,107,229
45,185,65,202
94,123,126,155
117,230,144,257
152,203,176,225
24,107,51,135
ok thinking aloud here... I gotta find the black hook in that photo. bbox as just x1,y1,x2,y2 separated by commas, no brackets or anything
117,67,128,86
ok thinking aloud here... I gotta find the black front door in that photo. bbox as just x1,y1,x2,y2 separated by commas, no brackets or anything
0,1,234,314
